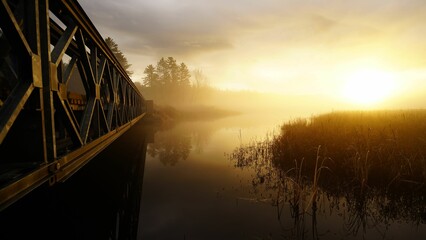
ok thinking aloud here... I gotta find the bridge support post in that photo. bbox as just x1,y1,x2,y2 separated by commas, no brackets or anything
39,0,57,163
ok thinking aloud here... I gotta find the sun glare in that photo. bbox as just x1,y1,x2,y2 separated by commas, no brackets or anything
342,69,397,105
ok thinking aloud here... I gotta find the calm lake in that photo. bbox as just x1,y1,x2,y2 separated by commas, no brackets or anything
137,112,426,240
1,111,425,239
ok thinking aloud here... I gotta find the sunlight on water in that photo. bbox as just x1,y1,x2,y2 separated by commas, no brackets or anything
138,112,426,239
139,114,285,239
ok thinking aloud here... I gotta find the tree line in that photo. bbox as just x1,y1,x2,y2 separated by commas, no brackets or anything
142,57,191,89
104,37,211,105
138,57,212,105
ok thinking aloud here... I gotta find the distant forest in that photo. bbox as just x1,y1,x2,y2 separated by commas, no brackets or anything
136,57,212,105
103,38,214,105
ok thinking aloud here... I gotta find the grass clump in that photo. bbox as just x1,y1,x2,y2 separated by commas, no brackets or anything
231,109,426,201
230,109,426,230
272,109,426,191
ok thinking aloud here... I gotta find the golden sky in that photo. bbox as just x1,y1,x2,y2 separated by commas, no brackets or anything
80,0,426,109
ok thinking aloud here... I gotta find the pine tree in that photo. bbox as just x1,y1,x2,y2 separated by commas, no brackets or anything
105,37,133,76
179,63,191,87
143,64,158,87
166,57,179,86
156,57,170,86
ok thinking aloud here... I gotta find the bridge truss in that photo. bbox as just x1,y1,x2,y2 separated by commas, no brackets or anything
0,0,147,210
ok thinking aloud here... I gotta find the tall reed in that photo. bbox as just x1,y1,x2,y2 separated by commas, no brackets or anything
270,109,426,192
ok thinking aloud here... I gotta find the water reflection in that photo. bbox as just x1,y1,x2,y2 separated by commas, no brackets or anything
146,121,217,165
147,126,192,166
230,140,426,239
139,117,292,239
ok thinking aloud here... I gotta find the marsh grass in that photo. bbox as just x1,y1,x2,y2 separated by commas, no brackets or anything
229,109,426,225
270,109,426,192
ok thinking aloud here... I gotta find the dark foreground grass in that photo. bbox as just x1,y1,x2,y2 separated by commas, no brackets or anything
230,109,426,236
232,109,426,195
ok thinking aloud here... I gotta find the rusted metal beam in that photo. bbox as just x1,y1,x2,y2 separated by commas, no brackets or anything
51,22,77,66
62,56,77,84
75,29,95,93
55,92,83,146
39,0,57,161
0,0,32,57
79,97,96,144
0,81,34,144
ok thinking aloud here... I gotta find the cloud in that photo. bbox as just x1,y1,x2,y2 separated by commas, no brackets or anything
80,0,244,59
79,0,426,93
124,37,233,58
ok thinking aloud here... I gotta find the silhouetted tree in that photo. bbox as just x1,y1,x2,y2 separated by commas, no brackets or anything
179,63,191,87
141,57,200,104
166,57,179,86
156,57,170,86
105,37,133,76
143,64,158,88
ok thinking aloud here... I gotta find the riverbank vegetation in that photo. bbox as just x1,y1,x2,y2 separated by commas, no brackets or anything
142,104,239,125
233,109,426,189
136,57,243,122
230,109,426,224
136,57,203,106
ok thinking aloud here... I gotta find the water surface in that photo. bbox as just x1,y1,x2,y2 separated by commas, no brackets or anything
138,112,426,239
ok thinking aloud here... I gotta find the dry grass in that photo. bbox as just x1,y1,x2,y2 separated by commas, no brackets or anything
270,109,426,192
231,110,426,206
229,109,426,228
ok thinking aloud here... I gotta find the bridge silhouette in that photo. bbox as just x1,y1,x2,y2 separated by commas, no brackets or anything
0,0,150,210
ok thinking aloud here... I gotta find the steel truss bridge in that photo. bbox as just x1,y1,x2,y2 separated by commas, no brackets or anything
0,0,149,210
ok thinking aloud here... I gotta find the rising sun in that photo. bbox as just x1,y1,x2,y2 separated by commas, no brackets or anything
341,68,397,105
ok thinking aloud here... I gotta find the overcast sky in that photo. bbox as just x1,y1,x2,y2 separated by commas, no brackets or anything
79,0,426,106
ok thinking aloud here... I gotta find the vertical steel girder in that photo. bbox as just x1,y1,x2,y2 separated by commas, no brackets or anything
0,0,146,210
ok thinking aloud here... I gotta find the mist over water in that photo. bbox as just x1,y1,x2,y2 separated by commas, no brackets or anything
137,109,426,239
138,114,284,239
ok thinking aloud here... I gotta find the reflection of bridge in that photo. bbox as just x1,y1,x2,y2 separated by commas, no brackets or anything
0,0,150,210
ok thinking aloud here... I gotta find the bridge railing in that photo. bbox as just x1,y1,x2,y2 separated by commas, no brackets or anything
0,0,146,210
